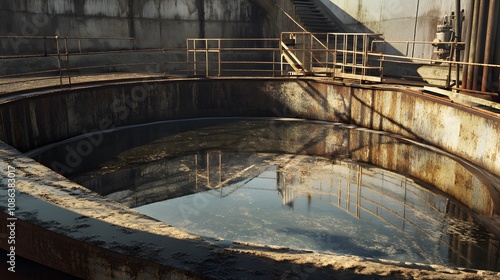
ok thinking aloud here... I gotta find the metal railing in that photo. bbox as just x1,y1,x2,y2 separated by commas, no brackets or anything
2,34,500,96
280,32,384,82
0,35,187,89
186,38,280,77
371,39,500,95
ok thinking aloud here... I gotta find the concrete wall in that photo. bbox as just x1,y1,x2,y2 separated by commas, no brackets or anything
0,0,268,54
0,78,498,214
320,0,469,58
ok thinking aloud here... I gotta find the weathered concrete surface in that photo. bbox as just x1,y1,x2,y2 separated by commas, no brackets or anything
0,0,268,53
320,0,469,57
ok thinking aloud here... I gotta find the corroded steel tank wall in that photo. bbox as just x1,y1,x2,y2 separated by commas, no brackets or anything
0,78,499,279
0,78,498,213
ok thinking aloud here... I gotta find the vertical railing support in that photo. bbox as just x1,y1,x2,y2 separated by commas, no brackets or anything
55,36,63,87
64,37,71,86
205,39,209,76
193,40,197,76
218,39,221,76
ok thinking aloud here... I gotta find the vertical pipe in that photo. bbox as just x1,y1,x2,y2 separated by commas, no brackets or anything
466,0,481,90
494,13,500,92
455,0,462,87
482,0,499,92
411,0,421,58
472,0,489,91
462,0,475,89
455,0,462,45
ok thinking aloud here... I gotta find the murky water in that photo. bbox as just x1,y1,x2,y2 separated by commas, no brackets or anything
29,118,500,271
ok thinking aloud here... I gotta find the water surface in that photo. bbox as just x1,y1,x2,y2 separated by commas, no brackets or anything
29,118,500,271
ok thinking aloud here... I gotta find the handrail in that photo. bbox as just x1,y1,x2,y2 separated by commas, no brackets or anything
186,38,280,76
0,35,188,90
1,34,500,95
275,3,329,51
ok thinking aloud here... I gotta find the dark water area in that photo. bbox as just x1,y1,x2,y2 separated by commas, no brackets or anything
27,118,500,271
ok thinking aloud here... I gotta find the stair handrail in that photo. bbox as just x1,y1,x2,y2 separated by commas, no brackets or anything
276,3,331,73
275,3,329,52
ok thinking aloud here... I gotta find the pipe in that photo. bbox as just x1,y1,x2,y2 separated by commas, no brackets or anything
472,0,489,91
455,0,462,87
466,0,480,90
411,0,421,57
461,0,475,89
494,9,500,92
481,0,499,92
455,0,462,43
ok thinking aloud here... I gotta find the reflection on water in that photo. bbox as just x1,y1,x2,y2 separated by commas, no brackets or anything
28,118,500,271
133,153,498,270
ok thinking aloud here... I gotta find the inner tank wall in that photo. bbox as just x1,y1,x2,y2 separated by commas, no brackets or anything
1,79,499,175
0,78,499,211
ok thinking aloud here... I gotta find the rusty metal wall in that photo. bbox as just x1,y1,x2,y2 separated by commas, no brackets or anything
0,78,498,212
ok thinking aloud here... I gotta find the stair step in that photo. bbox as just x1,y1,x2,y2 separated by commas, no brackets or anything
291,0,315,4
301,18,332,23
289,0,346,34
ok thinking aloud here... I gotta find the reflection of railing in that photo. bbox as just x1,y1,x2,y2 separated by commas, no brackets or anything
275,161,497,268
194,151,258,198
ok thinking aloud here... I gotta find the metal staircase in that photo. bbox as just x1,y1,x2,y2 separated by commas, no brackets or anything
274,0,383,81
290,0,345,33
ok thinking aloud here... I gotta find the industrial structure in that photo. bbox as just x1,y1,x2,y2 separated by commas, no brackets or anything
0,0,500,279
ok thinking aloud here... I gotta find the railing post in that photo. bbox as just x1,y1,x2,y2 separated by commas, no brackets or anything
43,36,47,57
193,40,197,76
309,33,313,72
205,39,209,76
64,37,71,86
55,36,63,87
447,42,459,89
280,33,284,75
326,33,329,69
272,49,276,77
218,39,221,76
186,39,189,75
